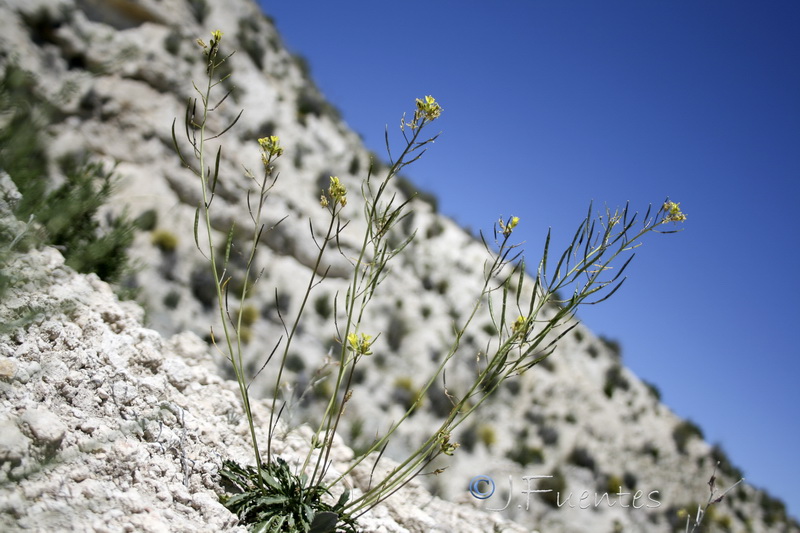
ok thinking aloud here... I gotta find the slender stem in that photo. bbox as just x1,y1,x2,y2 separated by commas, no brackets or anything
270,209,339,464
305,120,433,487
194,49,263,485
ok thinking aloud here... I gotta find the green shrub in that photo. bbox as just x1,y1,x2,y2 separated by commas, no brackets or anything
673,419,704,454
1,65,135,290
284,353,305,373
392,376,423,412
507,444,544,466
481,323,498,336
643,379,661,401
538,424,559,446
599,335,622,357
26,159,137,285
239,304,260,327
568,446,596,472
134,208,158,231
238,16,265,69
386,315,407,351
164,28,183,56
163,290,181,309
477,424,497,449
314,293,332,319
603,364,630,398
539,468,567,508
425,220,444,239
458,425,477,453
239,326,252,345
623,471,637,490
187,0,209,23
190,265,216,309
151,229,178,252
641,442,660,461
605,474,624,494
760,492,788,526
394,175,438,212
348,155,360,175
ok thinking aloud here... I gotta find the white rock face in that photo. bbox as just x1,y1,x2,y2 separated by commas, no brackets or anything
0,199,529,532
0,0,796,532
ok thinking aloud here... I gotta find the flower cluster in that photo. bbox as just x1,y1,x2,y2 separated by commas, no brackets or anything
499,215,520,236
320,176,347,208
346,332,373,356
197,29,223,50
416,95,442,121
258,135,283,158
258,135,283,170
438,431,459,456
663,201,687,223
406,95,442,129
197,30,224,72
511,315,528,336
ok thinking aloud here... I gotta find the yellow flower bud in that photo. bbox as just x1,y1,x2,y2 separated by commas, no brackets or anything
328,176,347,207
663,201,687,222
258,136,283,158
499,215,520,236
415,95,442,121
346,332,373,356
512,315,527,336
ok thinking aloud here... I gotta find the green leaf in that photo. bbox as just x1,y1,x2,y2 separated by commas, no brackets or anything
224,222,235,268
222,491,253,509
254,494,289,507
211,146,222,195
193,204,201,252
309,512,339,533
335,489,350,509
259,469,282,491
251,520,270,533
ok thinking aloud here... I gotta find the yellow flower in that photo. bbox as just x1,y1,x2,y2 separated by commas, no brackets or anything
512,315,527,336
202,30,224,71
258,135,283,158
499,215,520,236
327,176,347,207
663,201,687,222
346,332,373,356
415,95,442,121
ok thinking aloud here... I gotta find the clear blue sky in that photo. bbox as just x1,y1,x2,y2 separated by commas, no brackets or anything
259,0,800,519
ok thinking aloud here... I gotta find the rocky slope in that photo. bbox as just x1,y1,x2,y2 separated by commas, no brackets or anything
0,0,797,532
0,172,528,533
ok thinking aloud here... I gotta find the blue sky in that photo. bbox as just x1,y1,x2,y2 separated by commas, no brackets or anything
259,0,800,519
